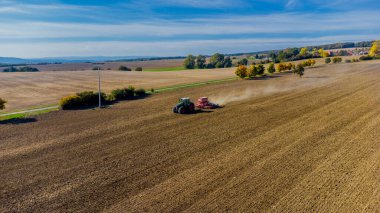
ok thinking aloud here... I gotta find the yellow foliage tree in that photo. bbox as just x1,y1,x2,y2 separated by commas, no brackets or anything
235,65,247,79
310,59,316,66
318,48,324,56
369,41,380,57
276,63,286,72
318,48,330,58
247,65,258,78
287,62,293,70
300,47,308,56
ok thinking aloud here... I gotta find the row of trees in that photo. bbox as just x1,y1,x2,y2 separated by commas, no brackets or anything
270,47,330,62
3,66,39,72
235,64,265,79
235,61,306,79
183,53,233,69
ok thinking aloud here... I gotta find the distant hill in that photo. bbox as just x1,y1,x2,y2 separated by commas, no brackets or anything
0,56,154,65
0,40,373,65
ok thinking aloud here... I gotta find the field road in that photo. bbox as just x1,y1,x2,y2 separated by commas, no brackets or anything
0,61,379,212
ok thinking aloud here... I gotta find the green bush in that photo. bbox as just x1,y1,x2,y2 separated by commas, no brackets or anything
60,91,106,110
352,58,360,62
0,98,6,110
60,95,82,110
60,86,147,110
106,93,117,102
294,63,305,77
118,66,132,71
135,67,143,71
332,57,342,63
257,64,265,75
325,58,331,64
110,86,135,100
345,59,352,63
267,63,276,74
76,91,100,106
125,86,135,99
359,55,373,61
135,88,146,97
111,88,127,100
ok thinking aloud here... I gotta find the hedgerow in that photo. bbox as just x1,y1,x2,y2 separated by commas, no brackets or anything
60,86,148,110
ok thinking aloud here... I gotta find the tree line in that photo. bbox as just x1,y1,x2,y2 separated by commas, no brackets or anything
183,53,233,69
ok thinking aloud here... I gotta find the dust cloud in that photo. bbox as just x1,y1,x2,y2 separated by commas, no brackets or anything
210,76,333,106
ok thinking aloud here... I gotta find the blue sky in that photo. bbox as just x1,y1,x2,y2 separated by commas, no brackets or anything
0,0,379,58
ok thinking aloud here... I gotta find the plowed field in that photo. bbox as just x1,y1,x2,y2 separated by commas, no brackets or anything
1,61,379,212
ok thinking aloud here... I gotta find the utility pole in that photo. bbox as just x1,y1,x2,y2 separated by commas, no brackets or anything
97,66,102,108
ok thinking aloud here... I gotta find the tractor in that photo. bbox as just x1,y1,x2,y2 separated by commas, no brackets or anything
195,97,221,109
173,98,195,114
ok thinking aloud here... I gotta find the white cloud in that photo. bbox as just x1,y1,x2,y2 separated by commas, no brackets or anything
285,0,298,9
0,11,379,39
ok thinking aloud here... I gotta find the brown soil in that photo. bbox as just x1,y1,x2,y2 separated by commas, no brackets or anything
0,61,379,212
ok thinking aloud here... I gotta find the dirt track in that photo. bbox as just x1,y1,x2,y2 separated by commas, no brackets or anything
0,61,379,212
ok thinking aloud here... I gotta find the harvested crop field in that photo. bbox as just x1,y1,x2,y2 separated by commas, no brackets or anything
0,59,184,72
0,68,235,112
0,61,379,212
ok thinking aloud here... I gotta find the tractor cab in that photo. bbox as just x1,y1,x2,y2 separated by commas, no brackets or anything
173,97,195,114
179,97,191,104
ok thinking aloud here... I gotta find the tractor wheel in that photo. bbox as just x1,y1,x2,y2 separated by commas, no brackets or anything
178,107,186,114
172,106,178,113
189,103,195,113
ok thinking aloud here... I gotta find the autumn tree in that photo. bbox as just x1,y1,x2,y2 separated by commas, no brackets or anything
277,63,286,72
310,59,316,66
369,41,380,57
235,65,247,79
318,48,330,58
257,64,265,75
247,65,258,78
287,62,294,71
183,54,196,69
299,47,308,57
332,57,342,63
318,48,324,56
196,55,206,69
312,48,319,57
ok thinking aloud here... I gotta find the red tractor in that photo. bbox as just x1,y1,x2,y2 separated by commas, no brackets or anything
195,97,221,109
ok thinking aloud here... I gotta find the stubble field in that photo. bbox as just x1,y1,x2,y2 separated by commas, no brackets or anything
0,61,379,212
0,68,235,112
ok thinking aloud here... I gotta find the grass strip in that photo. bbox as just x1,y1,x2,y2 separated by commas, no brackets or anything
143,67,186,72
0,107,58,121
152,77,238,93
